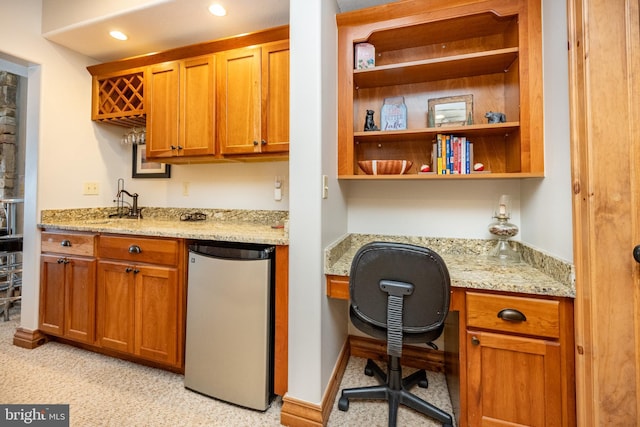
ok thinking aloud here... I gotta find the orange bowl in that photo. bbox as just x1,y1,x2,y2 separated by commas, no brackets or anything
358,160,413,175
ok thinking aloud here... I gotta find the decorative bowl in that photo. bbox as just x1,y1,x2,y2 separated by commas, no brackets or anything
358,160,413,175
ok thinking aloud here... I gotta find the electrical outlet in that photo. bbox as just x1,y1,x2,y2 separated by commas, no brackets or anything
183,182,190,196
83,182,99,195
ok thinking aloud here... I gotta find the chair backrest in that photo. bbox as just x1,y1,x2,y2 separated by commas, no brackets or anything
349,242,450,344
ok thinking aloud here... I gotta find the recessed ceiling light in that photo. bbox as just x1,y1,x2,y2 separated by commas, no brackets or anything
109,30,128,41
208,4,227,17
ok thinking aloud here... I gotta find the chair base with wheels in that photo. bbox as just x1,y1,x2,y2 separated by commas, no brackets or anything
338,356,453,427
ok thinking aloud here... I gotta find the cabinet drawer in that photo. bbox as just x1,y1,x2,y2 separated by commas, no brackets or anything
41,231,97,256
466,292,560,339
98,235,179,266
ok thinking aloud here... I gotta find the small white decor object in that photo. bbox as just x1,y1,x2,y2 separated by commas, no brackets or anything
355,43,375,69
380,96,407,130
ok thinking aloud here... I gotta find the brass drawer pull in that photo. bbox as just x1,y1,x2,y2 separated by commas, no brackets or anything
61,240,72,247
128,245,142,254
497,308,527,322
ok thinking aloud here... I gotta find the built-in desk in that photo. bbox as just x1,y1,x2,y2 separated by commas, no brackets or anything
324,234,576,427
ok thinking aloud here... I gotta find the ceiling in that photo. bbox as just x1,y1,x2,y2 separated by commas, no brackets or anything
42,0,398,62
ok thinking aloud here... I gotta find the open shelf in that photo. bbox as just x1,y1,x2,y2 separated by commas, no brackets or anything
354,48,519,89
353,122,520,143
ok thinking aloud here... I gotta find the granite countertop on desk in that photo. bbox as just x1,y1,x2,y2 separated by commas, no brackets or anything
38,207,289,246
325,234,575,298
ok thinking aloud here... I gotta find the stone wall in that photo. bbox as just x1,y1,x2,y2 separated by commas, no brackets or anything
0,71,19,230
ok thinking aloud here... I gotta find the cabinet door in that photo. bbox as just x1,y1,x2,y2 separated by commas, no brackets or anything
39,254,66,336
466,331,562,427
180,55,216,156
147,61,180,158
64,256,96,344
261,41,289,153
96,261,135,354
134,265,179,365
217,46,261,154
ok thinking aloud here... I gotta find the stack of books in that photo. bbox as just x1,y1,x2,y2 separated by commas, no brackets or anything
433,134,473,174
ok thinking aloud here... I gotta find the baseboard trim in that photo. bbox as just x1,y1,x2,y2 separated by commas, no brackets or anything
13,327,48,349
280,339,350,426
280,335,444,426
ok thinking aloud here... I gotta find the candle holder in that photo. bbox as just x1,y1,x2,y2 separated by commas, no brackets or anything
488,195,521,262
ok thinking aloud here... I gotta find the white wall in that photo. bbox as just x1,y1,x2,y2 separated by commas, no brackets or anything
347,179,522,240
521,0,573,262
287,0,348,405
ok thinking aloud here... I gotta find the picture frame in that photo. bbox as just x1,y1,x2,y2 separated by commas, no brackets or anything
132,144,171,178
428,94,473,127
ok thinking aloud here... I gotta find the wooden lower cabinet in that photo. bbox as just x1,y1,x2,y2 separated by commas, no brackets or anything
39,232,98,344
96,260,179,366
463,292,575,427
40,254,96,343
96,235,184,369
466,331,562,426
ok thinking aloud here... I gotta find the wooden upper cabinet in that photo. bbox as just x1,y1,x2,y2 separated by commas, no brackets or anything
146,55,215,159
217,41,290,155
336,0,543,179
261,40,290,154
87,25,289,162
146,61,179,158
217,46,262,155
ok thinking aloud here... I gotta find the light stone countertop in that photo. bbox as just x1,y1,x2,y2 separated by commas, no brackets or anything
325,234,575,298
38,207,289,246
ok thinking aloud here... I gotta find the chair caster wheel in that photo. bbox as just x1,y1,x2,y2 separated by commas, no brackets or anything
338,396,349,411
418,378,428,388
364,366,374,376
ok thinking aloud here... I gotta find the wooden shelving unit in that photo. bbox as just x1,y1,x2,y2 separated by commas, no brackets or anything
337,0,543,179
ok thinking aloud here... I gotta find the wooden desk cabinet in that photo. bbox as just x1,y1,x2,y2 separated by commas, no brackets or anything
326,276,575,426
461,291,575,427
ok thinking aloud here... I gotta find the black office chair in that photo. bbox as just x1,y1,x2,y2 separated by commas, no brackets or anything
338,242,453,427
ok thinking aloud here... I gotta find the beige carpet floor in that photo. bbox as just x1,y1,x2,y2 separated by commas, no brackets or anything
0,309,453,426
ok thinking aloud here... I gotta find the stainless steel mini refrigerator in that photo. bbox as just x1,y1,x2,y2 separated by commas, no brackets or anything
184,241,275,411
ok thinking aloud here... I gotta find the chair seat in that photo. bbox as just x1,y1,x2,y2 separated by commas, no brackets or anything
0,235,23,253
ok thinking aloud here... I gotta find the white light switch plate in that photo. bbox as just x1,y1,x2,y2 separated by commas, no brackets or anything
322,175,328,199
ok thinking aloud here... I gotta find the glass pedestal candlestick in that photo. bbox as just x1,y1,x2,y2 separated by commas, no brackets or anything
488,195,521,263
